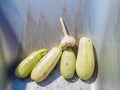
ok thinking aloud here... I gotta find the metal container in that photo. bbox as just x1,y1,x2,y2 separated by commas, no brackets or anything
0,0,120,90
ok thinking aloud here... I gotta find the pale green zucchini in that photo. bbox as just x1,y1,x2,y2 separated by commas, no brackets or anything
60,47,76,79
31,45,62,82
15,49,48,78
76,37,95,80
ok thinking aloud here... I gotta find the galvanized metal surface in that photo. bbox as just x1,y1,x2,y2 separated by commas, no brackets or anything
0,0,120,90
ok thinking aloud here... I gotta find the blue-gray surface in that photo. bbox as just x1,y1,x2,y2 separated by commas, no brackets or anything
0,0,120,90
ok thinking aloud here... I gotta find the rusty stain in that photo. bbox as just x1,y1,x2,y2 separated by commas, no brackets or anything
61,2,73,36
23,6,37,55
80,87,83,90
56,84,59,88
74,0,85,41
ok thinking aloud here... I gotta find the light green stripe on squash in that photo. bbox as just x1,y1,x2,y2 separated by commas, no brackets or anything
15,49,48,78
31,44,62,82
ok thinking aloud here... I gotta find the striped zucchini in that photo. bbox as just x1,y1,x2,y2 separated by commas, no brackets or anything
76,37,95,80
31,45,62,82
15,49,48,78
60,48,76,79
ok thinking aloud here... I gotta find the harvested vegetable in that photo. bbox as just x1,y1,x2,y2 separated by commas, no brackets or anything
60,48,76,79
31,45,62,82
59,17,76,79
76,37,95,80
15,49,48,78
60,17,75,48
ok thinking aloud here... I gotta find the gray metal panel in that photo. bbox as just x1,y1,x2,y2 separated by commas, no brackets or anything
0,0,120,90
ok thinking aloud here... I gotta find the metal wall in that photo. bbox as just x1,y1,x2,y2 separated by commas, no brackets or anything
0,0,120,90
